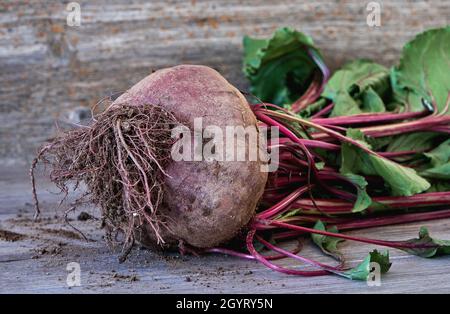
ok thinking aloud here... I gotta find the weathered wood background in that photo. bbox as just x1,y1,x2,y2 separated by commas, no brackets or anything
1,165,450,293
0,0,449,164
1,0,450,294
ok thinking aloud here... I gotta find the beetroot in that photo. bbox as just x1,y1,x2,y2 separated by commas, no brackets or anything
116,65,268,249
31,65,268,256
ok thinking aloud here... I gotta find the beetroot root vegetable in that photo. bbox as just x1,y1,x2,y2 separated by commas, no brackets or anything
119,65,268,249
32,65,267,255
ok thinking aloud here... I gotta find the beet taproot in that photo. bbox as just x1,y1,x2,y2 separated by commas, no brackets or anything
116,65,268,249
32,65,268,255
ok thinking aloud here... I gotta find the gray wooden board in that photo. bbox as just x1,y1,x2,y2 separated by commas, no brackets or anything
1,0,450,294
1,165,450,293
1,0,450,163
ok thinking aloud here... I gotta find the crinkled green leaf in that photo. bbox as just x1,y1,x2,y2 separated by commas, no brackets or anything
330,91,361,116
341,250,391,281
340,129,430,196
419,139,450,180
323,60,389,100
385,132,439,153
342,173,372,213
423,139,450,167
384,27,450,164
421,163,450,180
299,98,327,118
428,181,450,192
322,60,389,116
311,224,391,281
401,227,450,257
365,136,393,151
243,27,324,106
391,26,450,113
312,221,345,261
362,87,386,112
315,161,325,170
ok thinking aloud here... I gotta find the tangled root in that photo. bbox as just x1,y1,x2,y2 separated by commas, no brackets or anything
31,102,178,258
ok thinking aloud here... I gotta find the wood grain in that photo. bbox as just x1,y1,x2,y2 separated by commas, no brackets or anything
0,0,449,163
1,165,450,293
1,1,450,293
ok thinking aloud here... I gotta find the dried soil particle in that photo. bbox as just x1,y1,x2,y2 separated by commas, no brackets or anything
0,229,26,242
77,211,92,221
36,227,83,240
7,215,61,227
112,273,140,282
35,243,65,256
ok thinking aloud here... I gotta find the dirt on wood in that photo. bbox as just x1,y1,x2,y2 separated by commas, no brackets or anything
36,227,84,240
0,229,26,242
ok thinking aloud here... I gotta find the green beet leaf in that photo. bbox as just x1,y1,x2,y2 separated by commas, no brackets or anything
400,227,450,257
342,173,372,213
385,27,450,163
420,139,450,180
311,222,392,281
362,87,386,113
391,26,450,113
385,132,439,153
322,59,390,116
341,250,391,281
420,164,450,180
243,27,325,107
423,139,450,167
312,221,345,261
427,181,450,192
340,129,430,196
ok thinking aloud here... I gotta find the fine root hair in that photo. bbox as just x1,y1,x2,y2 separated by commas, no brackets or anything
31,102,178,258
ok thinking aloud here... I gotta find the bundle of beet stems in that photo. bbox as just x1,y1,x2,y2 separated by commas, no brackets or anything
31,26,450,280
208,104,450,278
206,27,450,279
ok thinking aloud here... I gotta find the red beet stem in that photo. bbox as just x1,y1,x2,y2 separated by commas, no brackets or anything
270,208,450,240
255,234,344,271
257,186,310,219
289,192,450,214
311,102,334,118
256,220,437,250
311,110,427,126
246,230,328,276
334,208,450,230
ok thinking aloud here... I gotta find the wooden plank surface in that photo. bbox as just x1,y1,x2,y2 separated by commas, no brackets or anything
1,165,450,293
1,0,449,163
1,0,450,294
